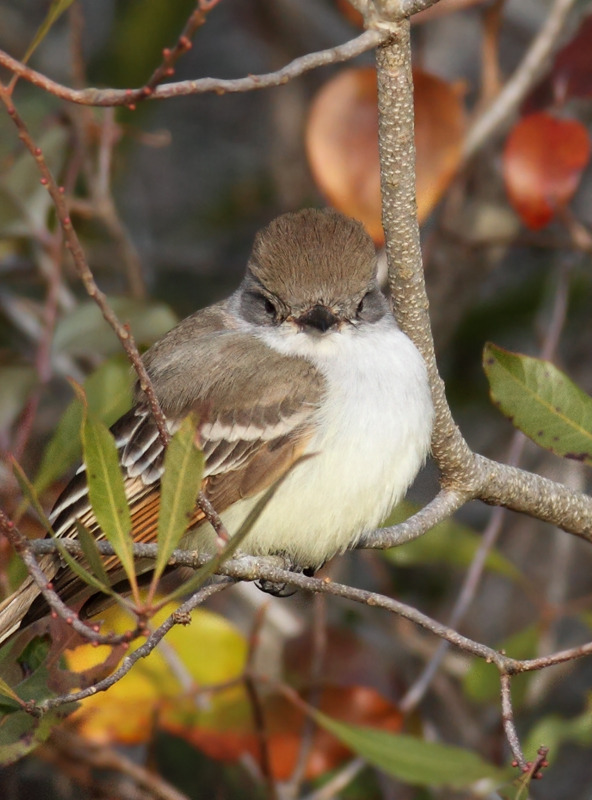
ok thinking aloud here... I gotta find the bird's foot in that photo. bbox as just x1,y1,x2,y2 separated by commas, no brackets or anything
256,555,316,597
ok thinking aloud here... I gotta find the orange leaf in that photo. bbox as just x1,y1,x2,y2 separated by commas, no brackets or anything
305,67,465,242
264,685,403,780
162,683,403,781
503,112,591,230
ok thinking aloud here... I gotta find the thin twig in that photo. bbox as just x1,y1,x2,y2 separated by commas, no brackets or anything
0,511,142,648
242,605,278,800
46,727,191,800
464,0,580,160
26,537,592,678
301,758,366,800
92,108,146,299
140,0,222,97
0,31,386,107
283,595,327,797
358,488,466,549
36,579,232,713
500,673,527,770
244,674,278,800
0,82,170,449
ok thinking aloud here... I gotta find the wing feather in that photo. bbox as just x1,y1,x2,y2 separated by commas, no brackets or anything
23,303,323,625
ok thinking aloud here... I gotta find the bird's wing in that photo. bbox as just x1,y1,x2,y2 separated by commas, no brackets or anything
40,303,324,608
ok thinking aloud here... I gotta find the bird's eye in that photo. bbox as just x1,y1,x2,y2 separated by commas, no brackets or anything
356,295,367,316
252,293,276,317
263,297,275,316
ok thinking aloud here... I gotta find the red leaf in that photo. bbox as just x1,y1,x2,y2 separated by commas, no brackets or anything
525,15,592,111
503,112,591,230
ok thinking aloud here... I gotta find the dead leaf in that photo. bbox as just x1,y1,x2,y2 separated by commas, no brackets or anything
306,67,465,242
503,112,591,230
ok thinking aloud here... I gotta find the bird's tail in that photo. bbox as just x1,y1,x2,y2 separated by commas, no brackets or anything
0,576,43,646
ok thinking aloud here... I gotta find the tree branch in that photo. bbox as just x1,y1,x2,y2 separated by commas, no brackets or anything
36,579,232,713
0,31,387,108
376,21,592,544
8,529,588,718
358,488,465,549
464,0,580,160
0,82,170,450
500,673,527,771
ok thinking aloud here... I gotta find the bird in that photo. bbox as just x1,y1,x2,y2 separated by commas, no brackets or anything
0,207,433,644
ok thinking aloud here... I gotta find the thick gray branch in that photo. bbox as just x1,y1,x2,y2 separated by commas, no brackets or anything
376,25,475,487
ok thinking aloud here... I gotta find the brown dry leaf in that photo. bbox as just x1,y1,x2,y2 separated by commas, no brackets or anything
306,67,382,242
306,67,465,242
503,112,591,230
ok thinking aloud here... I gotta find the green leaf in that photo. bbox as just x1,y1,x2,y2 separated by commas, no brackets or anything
0,678,21,707
484,343,592,466
34,355,133,496
0,636,76,765
22,0,76,65
312,711,505,788
522,700,592,765
0,366,36,432
54,535,115,600
0,127,68,235
382,501,520,580
12,459,115,598
153,415,204,585
74,520,111,588
53,298,177,357
463,625,538,705
78,388,137,594
164,456,312,602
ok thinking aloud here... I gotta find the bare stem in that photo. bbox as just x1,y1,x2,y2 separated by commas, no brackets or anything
0,31,387,108
464,0,580,160
500,673,527,770
0,82,170,449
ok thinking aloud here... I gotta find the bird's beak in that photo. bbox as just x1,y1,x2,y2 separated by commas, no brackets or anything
296,305,340,333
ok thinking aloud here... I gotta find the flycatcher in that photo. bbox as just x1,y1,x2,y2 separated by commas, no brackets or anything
0,208,433,642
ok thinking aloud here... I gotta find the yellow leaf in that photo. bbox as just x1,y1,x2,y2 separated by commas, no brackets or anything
65,601,248,744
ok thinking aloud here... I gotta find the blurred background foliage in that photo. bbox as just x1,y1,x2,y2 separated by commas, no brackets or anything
1,0,592,798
